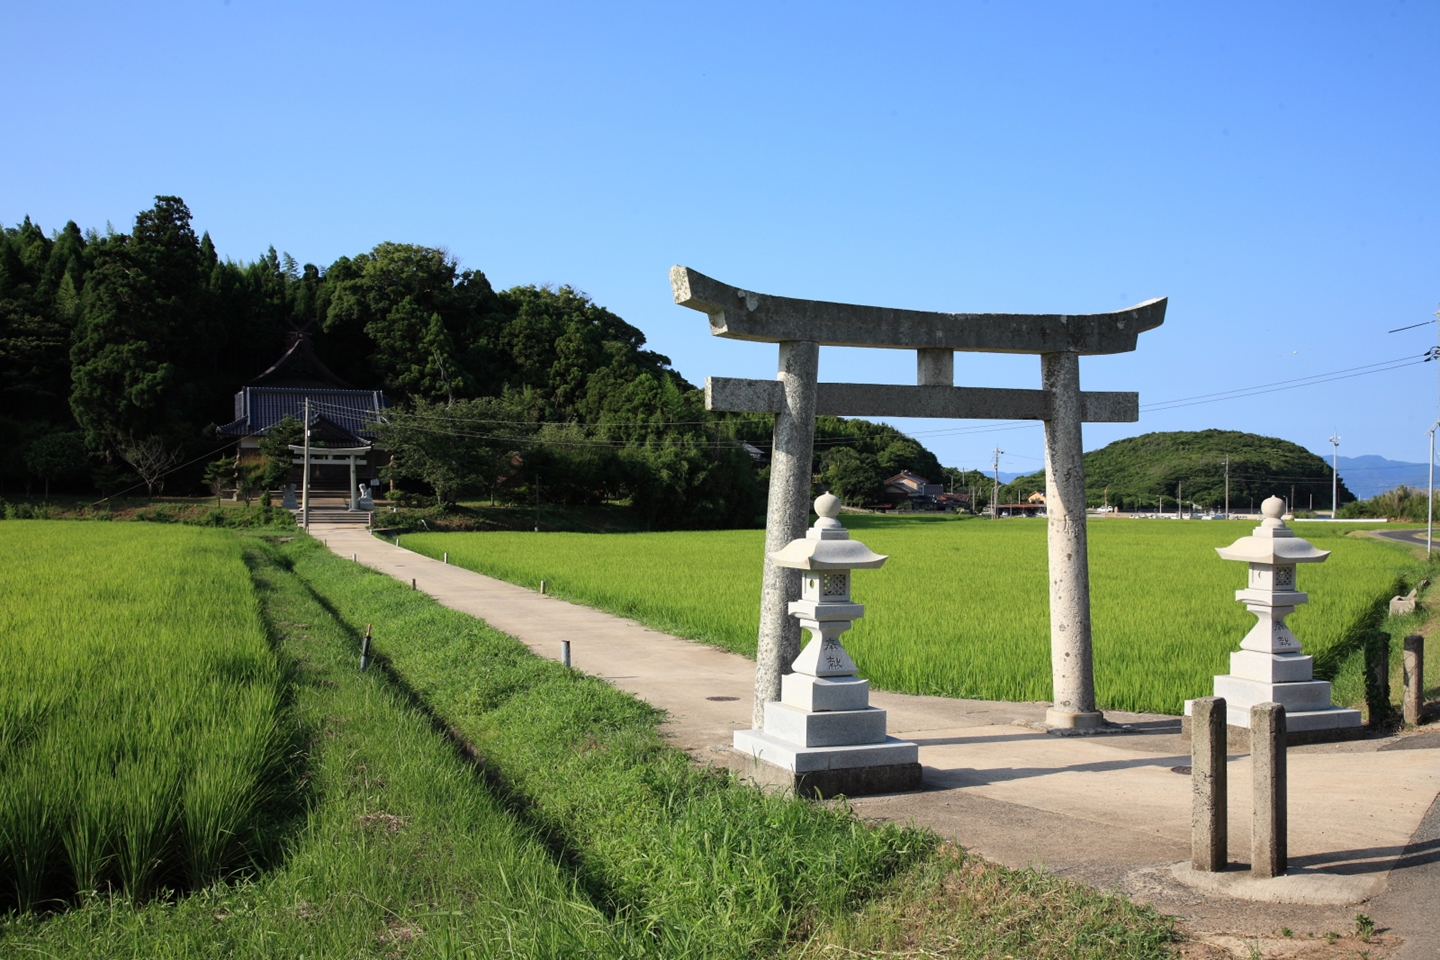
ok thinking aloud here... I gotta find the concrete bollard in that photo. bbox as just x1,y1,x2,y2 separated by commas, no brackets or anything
1191,696,1228,872
560,639,571,668
1251,702,1287,878
411,578,416,590
1404,634,1425,726
1365,631,1391,726
353,553,357,562
443,552,448,564
540,579,547,596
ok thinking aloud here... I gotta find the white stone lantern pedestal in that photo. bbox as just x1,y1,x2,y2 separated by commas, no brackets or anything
1185,496,1361,743
733,494,921,797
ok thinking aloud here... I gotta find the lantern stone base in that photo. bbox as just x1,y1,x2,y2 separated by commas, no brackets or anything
732,728,922,798
1181,713,1367,748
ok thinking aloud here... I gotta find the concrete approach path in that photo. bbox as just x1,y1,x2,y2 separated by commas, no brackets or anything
316,519,1440,958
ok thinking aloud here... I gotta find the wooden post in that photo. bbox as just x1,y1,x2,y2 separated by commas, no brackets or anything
1251,702,1287,878
1404,634,1425,725
1191,696,1227,872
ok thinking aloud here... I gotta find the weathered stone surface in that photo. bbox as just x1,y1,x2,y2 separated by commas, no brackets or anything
763,701,888,747
782,673,870,712
1251,702,1288,879
1229,650,1314,683
732,728,919,772
752,340,819,728
1043,351,1101,730
672,265,1167,355
1403,633,1425,726
1191,696,1228,873
705,377,1140,422
916,348,953,386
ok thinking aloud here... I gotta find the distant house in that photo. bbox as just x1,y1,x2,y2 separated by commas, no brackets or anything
1026,491,1047,505
882,471,946,510
218,329,389,493
935,491,971,512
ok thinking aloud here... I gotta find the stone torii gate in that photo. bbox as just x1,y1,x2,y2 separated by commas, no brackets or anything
671,266,1166,731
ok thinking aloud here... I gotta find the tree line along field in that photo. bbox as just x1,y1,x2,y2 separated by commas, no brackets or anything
1,522,1178,957
402,516,1411,716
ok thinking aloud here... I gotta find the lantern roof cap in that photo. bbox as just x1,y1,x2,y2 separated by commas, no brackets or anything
1215,496,1330,564
768,494,889,570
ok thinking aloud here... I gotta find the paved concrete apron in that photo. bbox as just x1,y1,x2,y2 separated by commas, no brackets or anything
320,524,1440,952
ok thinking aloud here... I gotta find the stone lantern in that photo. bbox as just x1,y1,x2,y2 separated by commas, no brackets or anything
1195,495,1361,739
733,493,921,797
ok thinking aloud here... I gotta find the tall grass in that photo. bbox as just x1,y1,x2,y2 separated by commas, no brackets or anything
0,522,283,910
403,517,1411,715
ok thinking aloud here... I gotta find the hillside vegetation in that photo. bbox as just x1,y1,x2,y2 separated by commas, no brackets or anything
1002,429,1354,511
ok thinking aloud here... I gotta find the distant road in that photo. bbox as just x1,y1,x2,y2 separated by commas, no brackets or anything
1370,527,1430,547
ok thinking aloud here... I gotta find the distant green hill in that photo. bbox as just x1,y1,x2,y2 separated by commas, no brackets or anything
1001,429,1354,512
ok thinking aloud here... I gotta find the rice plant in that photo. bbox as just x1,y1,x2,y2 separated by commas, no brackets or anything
0,521,283,910
403,517,1410,715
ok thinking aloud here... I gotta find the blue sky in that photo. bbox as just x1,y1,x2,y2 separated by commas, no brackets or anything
4,2,1437,478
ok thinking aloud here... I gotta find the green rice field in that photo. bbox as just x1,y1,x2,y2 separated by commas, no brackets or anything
402,516,1415,716
0,522,284,910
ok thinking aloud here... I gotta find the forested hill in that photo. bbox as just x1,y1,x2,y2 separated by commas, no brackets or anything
0,197,948,526
1001,429,1355,512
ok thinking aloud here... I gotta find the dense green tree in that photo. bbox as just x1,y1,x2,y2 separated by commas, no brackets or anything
69,197,213,449
24,432,89,498
818,447,887,505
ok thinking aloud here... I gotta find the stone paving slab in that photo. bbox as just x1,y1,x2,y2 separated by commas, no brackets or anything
318,522,1440,957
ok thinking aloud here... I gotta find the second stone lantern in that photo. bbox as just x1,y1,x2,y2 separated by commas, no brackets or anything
1193,495,1362,741
733,493,922,797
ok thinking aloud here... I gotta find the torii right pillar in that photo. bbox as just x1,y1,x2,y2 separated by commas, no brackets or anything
1042,350,1100,728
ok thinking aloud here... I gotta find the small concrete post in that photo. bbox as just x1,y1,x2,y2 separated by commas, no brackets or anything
1366,631,1391,726
411,578,416,590
1042,350,1100,729
1251,701,1287,878
1191,696,1228,872
1404,634,1425,725
443,551,449,564
540,579,547,596
753,339,820,728
560,640,571,668
353,553,357,562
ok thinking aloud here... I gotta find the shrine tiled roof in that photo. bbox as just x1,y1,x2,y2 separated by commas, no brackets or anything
219,387,389,441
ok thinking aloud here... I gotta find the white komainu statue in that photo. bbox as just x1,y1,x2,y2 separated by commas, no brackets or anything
357,483,375,510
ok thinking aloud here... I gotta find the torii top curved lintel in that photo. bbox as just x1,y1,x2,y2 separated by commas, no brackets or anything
671,265,1166,355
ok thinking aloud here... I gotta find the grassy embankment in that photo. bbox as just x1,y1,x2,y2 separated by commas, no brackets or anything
3,525,1179,958
401,516,1417,715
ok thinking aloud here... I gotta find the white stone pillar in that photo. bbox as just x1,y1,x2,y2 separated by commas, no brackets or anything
349,455,359,511
1042,351,1101,729
753,340,820,728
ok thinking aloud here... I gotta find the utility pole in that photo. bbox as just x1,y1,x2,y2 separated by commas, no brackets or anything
301,397,311,532
1177,481,1183,519
991,447,1002,519
1429,421,1438,558
1223,456,1230,518
1329,430,1341,520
